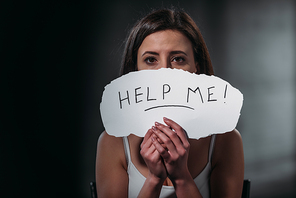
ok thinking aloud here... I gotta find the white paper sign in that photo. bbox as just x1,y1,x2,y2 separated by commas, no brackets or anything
100,68,243,139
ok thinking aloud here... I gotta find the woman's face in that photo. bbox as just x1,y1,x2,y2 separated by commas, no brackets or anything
137,30,198,73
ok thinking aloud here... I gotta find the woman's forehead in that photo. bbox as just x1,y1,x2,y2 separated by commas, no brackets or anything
138,30,193,55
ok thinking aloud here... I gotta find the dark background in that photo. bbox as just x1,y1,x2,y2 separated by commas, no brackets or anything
1,0,295,197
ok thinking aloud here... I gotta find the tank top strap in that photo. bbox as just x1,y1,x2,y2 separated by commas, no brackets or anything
208,134,216,161
123,136,131,165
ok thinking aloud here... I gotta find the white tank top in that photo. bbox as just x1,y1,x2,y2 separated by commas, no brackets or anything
123,135,216,198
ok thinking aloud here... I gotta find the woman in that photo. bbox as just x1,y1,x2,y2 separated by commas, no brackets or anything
96,8,244,198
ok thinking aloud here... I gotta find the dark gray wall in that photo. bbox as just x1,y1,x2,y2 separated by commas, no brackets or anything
2,0,295,197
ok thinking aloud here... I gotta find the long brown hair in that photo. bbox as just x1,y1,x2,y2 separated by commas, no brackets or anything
120,8,214,76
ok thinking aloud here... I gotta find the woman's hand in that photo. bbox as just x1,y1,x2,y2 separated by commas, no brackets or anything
151,117,191,181
140,128,167,182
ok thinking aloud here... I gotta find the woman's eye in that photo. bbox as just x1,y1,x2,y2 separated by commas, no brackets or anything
144,57,157,64
172,56,185,63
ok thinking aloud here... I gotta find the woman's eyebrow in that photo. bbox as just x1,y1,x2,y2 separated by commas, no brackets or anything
142,51,187,56
142,51,159,56
170,51,187,56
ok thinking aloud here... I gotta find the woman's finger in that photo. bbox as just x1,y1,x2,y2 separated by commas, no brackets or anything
154,122,183,151
163,117,189,149
141,131,159,159
151,136,170,160
152,125,178,155
141,128,154,149
151,134,167,150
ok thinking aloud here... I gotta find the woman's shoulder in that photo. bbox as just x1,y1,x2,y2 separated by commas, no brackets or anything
97,131,127,169
216,129,242,144
212,129,244,164
95,132,129,196
98,131,124,146
210,129,244,197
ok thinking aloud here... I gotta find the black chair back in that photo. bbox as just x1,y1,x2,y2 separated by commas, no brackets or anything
242,179,251,198
90,181,97,198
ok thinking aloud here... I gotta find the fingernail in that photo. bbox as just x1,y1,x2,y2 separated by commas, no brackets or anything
152,126,157,131
163,117,169,121
155,122,160,126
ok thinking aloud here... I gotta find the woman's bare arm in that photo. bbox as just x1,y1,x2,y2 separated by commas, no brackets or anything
210,129,244,198
137,129,167,198
152,118,203,198
95,131,128,197
96,130,167,198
